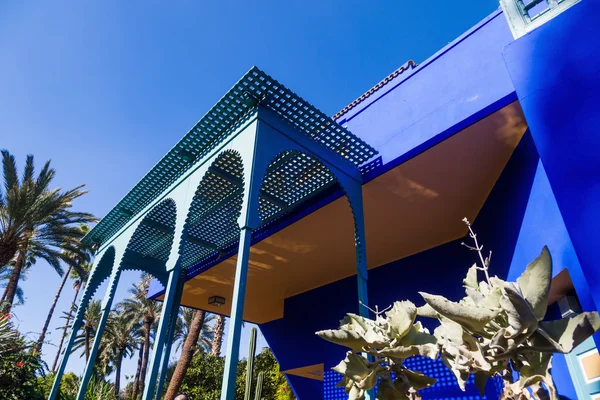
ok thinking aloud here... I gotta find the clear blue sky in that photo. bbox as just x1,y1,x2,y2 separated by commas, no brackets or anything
0,0,498,388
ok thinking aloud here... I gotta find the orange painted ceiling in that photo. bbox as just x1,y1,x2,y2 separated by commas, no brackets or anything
176,102,528,323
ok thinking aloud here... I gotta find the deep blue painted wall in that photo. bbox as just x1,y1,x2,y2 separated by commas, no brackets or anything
340,10,517,172
261,131,539,399
504,160,593,400
503,0,600,347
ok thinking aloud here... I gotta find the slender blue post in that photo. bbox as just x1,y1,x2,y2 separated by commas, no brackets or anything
76,267,121,400
348,187,373,400
154,275,184,399
220,227,253,400
142,265,182,400
48,297,87,400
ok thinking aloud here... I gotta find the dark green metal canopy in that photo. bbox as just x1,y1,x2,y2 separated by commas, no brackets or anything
85,67,377,255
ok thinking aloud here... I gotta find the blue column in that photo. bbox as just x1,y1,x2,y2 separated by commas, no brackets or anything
48,294,89,400
348,189,370,318
348,188,373,400
153,275,184,399
76,268,121,400
220,227,253,400
142,265,182,400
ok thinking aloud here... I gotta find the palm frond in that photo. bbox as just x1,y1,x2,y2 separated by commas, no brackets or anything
1,149,19,194
22,154,35,184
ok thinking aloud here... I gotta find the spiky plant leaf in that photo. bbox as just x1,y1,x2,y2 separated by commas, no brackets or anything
416,303,437,318
348,384,365,400
316,329,370,351
398,322,438,359
463,264,479,289
377,380,408,400
403,368,437,390
419,292,500,333
516,352,552,390
499,284,539,340
474,372,488,396
386,301,416,340
535,312,600,353
333,351,377,390
516,246,552,321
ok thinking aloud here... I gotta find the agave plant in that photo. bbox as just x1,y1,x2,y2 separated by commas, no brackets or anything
316,301,439,400
417,219,600,399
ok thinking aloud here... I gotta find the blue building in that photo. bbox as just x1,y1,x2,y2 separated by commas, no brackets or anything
49,1,600,399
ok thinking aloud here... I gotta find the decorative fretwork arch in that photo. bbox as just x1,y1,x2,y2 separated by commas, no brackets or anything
49,67,379,400
179,150,245,268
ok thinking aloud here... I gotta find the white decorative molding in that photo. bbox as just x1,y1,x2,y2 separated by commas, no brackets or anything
500,0,582,39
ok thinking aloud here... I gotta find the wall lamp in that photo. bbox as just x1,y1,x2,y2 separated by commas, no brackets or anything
208,296,226,307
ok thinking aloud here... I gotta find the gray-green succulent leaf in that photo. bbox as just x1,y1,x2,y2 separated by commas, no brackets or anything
516,246,552,321
419,292,501,334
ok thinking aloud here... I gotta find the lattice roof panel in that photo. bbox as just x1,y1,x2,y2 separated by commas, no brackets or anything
85,67,377,249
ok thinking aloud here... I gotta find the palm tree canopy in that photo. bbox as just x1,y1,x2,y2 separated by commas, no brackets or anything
72,300,102,356
120,274,162,329
0,150,96,269
173,307,215,354
102,311,139,365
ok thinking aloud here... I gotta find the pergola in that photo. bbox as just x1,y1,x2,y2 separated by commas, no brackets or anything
48,67,378,400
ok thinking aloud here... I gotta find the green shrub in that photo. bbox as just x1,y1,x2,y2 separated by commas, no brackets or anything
0,315,45,400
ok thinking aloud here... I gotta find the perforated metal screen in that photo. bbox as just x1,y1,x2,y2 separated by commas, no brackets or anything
86,67,377,250
323,357,504,400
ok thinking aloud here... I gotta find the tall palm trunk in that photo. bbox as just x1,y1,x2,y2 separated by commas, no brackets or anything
51,280,81,372
211,314,225,356
165,310,206,400
0,286,7,305
137,319,152,397
84,327,91,362
132,343,144,400
115,349,124,396
34,264,72,354
0,238,18,271
2,249,25,314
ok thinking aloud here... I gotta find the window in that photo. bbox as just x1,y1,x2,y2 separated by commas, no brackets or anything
500,0,582,38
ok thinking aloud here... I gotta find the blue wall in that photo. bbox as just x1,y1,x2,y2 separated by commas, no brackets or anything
504,160,593,400
503,0,600,347
261,131,540,399
340,10,517,173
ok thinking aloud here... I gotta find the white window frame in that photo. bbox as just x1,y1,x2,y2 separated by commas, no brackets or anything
500,0,582,39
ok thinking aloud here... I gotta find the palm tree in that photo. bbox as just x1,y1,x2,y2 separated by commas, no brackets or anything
165,308,214,399
0,150,96,313
0,261,29,306
72,300,102,362
131,341,145,399
211,314,225,356
120,275,161,399
35,229,92,354
173,307,215,354
102,311,139,396
51,260,92,371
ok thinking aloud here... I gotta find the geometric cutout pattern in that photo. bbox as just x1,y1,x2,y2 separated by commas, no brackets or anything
178,150,338,271
126,199,177,262
180,151,244,269
323,356,504,400
259,151,336,222
85,66,377,249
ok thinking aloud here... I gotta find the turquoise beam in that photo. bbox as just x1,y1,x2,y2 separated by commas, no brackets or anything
142,265,182,400
220,227,253,400
154,274,184,399
47,300,87,400
76,268,122,400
